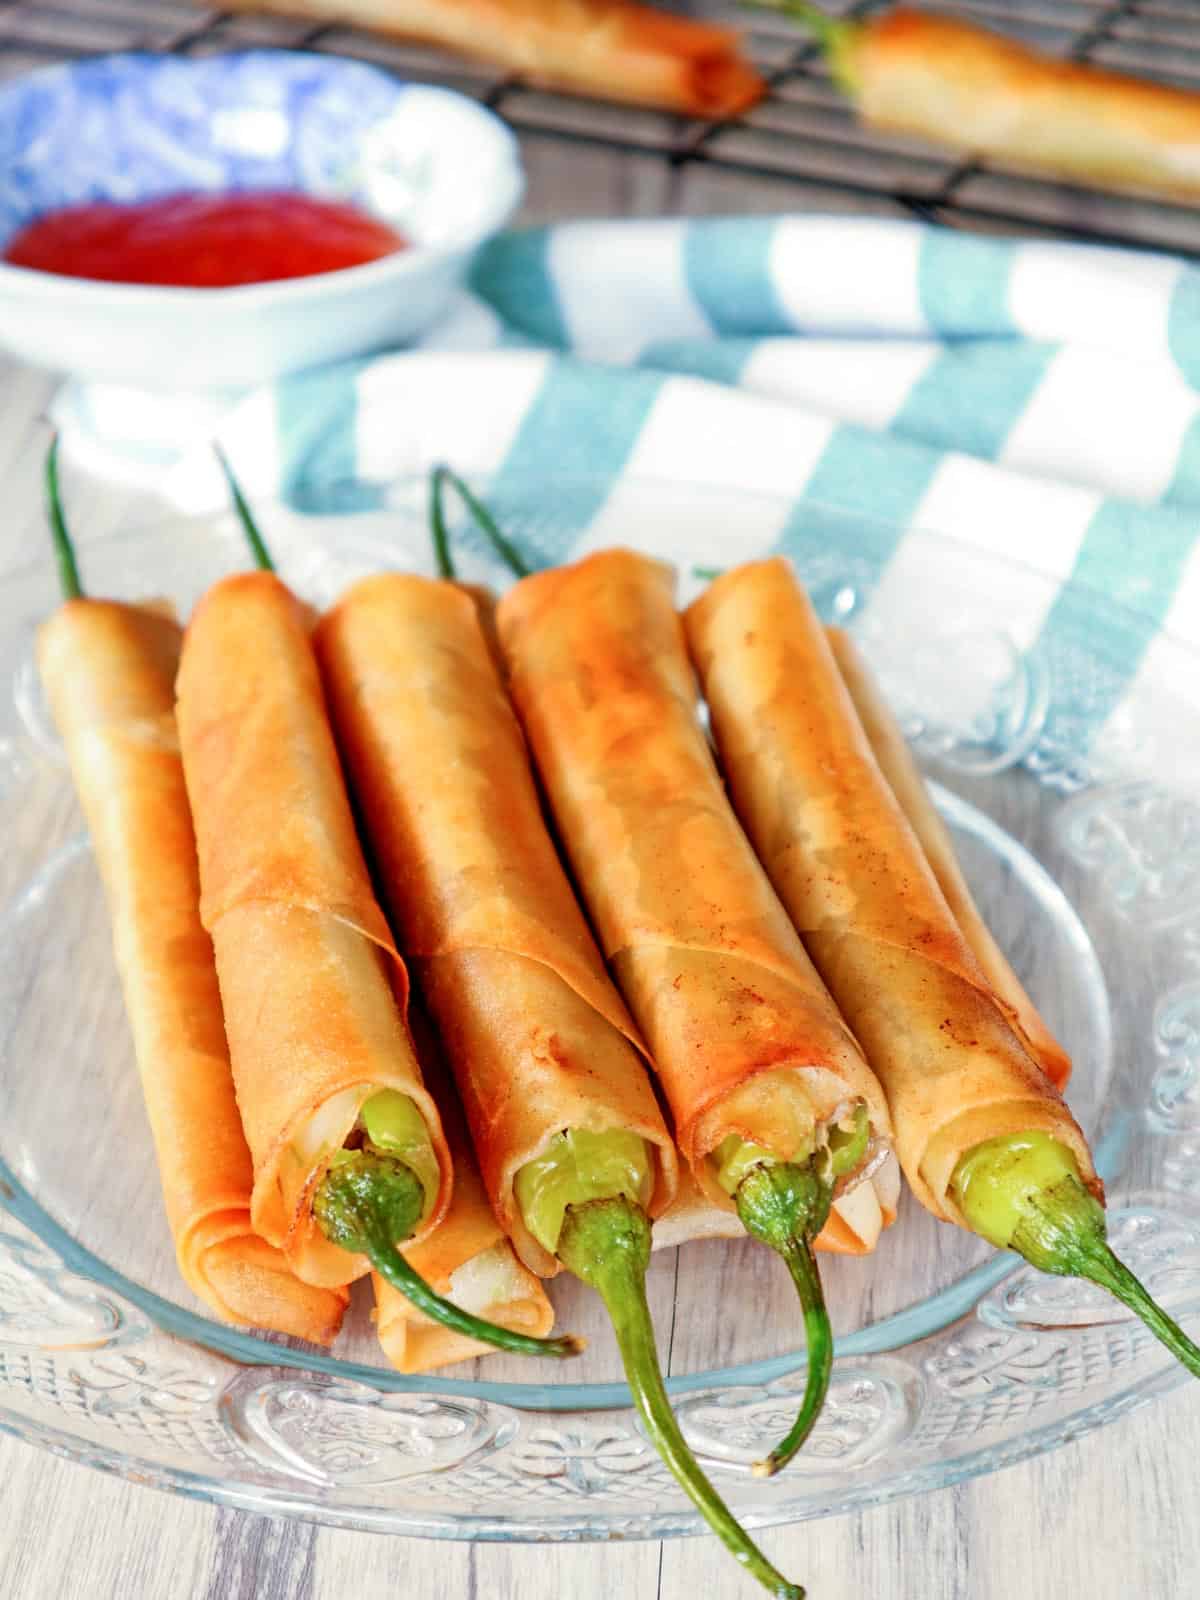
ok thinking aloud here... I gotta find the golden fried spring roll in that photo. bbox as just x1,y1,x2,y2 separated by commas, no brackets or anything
684,560,1097,1225
495,549,893,1246
38,599,347,1343
220,0,764,119
373,1009,554,1373
826,625,1072,1092
839,7,1200,204
314,574,678,1278
176,572,452,1289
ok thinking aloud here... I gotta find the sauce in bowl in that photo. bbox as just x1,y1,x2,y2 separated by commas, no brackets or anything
3,191,408,287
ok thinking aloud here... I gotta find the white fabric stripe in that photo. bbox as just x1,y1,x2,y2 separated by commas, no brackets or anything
864,452,1099,651
1000,345,1200,505
578,377,835,575
1008,242,1184,365
769,217,928,335
548,220,712,365
354,349,550,487
739,338,941,430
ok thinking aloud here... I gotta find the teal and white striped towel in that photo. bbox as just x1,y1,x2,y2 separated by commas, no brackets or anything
66,213,1200,758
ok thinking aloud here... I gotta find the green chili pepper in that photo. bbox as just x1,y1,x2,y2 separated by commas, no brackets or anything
516,1126,651,1255
358,1088,445,1222
45,434,83,601
305,1095,581,1359
714,1104,870,1476
952,1132,1200,1377
517,1130,804,1599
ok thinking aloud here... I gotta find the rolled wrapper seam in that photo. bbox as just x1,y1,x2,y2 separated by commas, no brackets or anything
683,559,1099,1224
314,574,678,1278
177,572,452,1289
39,599,346,1343
495,549,894,1241
825,625,1072,1092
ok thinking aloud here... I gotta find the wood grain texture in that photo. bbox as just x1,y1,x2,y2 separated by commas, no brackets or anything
3,111,1200,1600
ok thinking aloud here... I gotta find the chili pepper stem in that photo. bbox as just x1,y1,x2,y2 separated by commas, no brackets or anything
44,434,84,601
734,1161,835,1477
742,0,863,93
428,465,459,580
430,463,531,579
314,1149,583,1358
1015,1175,1200,1379
558,1196,804,1600
214,444,276,573
754,1239,833,1478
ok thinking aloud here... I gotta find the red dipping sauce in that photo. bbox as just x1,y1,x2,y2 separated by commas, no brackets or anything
3,191,408,288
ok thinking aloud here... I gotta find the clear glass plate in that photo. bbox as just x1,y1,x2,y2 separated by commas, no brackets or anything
2,475,1199,1541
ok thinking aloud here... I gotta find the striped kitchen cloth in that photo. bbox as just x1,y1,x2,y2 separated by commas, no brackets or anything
201,214,1200,772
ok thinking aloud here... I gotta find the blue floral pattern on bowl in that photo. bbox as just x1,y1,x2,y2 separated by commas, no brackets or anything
0,50,516,250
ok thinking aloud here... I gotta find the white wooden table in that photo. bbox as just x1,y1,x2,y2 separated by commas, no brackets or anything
2,141,1199,1600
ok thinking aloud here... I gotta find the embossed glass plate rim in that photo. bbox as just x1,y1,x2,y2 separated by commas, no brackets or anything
0,1318,1188,1542
0,477,1195,1538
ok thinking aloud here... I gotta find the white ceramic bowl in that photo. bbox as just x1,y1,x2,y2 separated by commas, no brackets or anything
0,51,524,388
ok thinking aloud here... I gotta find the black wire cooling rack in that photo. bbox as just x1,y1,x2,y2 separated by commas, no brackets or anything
3,0,1200,256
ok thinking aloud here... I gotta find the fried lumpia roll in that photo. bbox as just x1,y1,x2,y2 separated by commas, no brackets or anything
38,598,346,1343
373,1010,554,1373
776,0,1200,205
316,572,807,1587
826,625,1072,1092
684,559,1096,1225
843,8,1200,205
313,573,678,1278
220,0,764,119
176,571,452,1290
688,562,1200,1389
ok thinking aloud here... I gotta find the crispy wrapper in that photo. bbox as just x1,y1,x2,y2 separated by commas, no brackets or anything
827,625,1072,1092
851,9,1200,203
495,550,893,1245
38,600,346,1343
684,560,1098,1224
315,574,677,1276
373,1009,554,1372
176,573,451,1289
219,0,763,118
